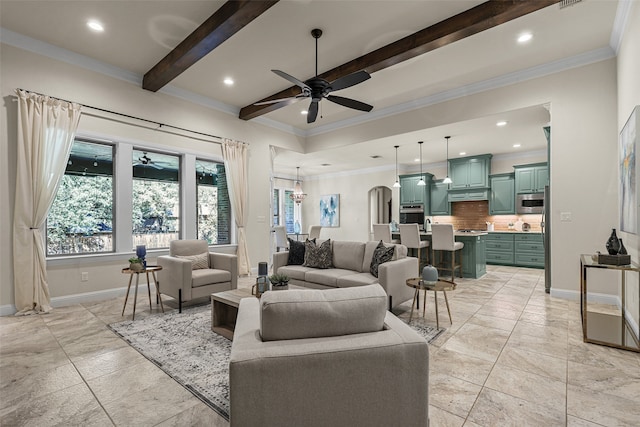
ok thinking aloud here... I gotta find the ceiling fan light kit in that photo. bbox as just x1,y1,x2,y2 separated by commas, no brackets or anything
258,29,373,124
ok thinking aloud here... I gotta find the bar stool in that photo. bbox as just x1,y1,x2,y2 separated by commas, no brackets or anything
308,225,322,240
274,226,288,252
399,223,429,273
372,223,400,244
431,223,464,283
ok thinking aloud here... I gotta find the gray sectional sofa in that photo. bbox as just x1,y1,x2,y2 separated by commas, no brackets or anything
273,240,417,309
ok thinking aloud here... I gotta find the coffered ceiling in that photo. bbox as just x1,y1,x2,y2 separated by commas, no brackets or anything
0,0,624,176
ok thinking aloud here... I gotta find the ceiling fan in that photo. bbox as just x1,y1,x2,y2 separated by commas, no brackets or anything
256,28,373,124
133,152,162,169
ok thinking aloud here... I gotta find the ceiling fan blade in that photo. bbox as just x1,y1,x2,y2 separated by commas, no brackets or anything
326,95,373,112
329,70,370,92
254,95,305,106
272,70,310,90
307,101,319,124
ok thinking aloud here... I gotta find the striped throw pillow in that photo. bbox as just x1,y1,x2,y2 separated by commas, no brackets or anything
176,252,209,270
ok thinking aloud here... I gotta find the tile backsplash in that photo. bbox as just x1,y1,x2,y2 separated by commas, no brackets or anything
431,200,543,232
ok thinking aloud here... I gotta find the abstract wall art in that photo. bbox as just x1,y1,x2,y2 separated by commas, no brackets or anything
620,105,638,235
320,194,340,227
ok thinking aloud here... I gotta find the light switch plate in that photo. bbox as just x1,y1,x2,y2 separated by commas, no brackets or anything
560,212,572,222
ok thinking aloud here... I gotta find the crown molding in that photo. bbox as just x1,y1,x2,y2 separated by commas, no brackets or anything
610,0,633,54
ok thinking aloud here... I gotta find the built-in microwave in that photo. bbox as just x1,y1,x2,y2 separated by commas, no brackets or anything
400,205,425,230
517,193,544,214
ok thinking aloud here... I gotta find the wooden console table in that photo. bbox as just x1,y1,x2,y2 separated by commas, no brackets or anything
580,254,639,352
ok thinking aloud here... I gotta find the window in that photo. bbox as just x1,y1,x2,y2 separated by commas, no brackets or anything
273,187,296,233
132,150,180,249
47,140,114,255
196,159,230,244
273,189,280,226
284,190,295,233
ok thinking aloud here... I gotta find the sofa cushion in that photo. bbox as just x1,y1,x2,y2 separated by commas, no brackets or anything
278,265,313,281
303,239,333,269
304,268,358,288
370,241,396,278
191,268,231,287
260,284,387,341
176,252,209,270
336,272,378,288
332,241,366,272
287,238,307,265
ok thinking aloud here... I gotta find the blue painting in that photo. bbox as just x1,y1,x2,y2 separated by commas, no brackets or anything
320,194,340,227
620,106,637,235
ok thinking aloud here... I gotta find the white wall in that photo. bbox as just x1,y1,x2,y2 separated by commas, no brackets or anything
616,2,640,328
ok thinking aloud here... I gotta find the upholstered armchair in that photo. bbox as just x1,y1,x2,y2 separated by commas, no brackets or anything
157,240,238,312
229,284,429,426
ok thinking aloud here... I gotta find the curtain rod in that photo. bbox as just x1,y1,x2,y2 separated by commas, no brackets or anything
16,88,225,145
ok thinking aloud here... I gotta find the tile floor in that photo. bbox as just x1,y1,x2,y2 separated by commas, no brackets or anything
1,265,639,426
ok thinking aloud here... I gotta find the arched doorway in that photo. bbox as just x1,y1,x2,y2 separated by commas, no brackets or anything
368,186,393,238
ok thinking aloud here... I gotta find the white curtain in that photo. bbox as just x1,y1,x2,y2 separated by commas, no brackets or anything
222,139,251,275
13,90,82,315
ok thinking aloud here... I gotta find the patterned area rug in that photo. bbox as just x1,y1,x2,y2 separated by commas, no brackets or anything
108,304,444,421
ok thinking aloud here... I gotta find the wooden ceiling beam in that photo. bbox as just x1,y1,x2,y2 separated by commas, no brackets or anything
239,0,560,121
143,0,279,92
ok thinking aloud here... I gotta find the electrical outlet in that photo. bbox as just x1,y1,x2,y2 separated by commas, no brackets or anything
81,272,89,282
560,212,572,222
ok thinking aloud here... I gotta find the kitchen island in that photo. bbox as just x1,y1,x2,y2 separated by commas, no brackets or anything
392,230,487,279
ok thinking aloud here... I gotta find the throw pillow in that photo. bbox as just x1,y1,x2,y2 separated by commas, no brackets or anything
287,238,306,265
176,252,209,270
303,238,333,269
370,240,395,278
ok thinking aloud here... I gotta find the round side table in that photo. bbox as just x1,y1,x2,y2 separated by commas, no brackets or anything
405,278,456,329
121,265,164,320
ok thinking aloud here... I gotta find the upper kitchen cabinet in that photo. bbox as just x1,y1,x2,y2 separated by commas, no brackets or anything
399,173,433,206
489,173,515,215
448,154,492,190
514,162,548,194
430,180,451,216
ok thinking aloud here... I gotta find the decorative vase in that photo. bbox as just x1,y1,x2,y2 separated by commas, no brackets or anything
605,229,620,255
422,264,438,284
294,220,301,234
618,239,628,255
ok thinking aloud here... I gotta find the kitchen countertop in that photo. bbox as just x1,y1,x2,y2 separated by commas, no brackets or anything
488,230,543,234
392,231,488,237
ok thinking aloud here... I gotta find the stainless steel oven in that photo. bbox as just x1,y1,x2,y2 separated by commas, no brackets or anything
399,205,425,230
517,193,544,214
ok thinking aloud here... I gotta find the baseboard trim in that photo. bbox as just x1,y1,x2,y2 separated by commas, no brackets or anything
0,286,130,316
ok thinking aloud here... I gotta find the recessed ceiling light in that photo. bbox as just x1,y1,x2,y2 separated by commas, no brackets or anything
321,163,331,166
496,121,508,127
414,158,420,162
301,110,308,115
87,20,104,32
459,151,466,156
223,77,234,86
517,32,533,43
513,143,521,148
370,155,381,159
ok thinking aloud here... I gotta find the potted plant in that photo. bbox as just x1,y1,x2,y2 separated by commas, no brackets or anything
269,273,289,290
128,257,144,272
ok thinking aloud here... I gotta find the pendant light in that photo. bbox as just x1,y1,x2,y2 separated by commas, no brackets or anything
289,166,307,204
442,136,453,184
417,141,426,186
393,145,401,188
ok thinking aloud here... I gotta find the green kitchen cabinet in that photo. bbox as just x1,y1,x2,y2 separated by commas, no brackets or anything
448,154,492,190
485,233,515,265
430,180,451,215
489,173,515,215
399,173,432,205
514,233,544,268
447,189,489,202
514,163,548,194
457,234,487,278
